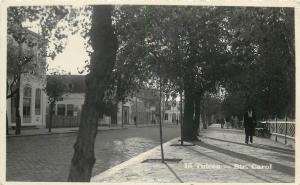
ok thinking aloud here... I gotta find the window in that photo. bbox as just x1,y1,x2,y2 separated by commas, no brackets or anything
35,89,41,115
172,113,176,122
164,113,168,120
67,83,73,91
57,104,66,116
67,104,74,116
23,86,31,122
165,102,171,110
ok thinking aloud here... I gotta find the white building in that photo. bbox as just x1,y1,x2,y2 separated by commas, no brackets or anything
46,75,160,127
6,29,47,128
163,100,180,124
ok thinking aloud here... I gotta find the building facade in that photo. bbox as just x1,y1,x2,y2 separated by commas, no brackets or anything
6,29,47,128
163,100,181,124
46,75,161,127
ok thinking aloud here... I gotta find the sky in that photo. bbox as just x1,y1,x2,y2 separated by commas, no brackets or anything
22,7,90,75
47,33,89,75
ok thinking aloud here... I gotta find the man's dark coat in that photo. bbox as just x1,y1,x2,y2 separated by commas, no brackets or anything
244,111,257,136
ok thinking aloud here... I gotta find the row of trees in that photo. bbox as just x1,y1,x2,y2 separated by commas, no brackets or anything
222,8,295,119
7,5,294,181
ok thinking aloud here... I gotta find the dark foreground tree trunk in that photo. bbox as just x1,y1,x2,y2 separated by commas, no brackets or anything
182,88,197,141
68,6,118,182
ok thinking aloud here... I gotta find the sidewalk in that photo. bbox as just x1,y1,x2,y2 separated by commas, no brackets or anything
92,124,295,183
6,123,177,137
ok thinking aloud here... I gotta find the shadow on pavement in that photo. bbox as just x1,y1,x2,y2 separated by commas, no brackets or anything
186,146,274,183
164,162,183,183
203,136,294,155
192,141,295,176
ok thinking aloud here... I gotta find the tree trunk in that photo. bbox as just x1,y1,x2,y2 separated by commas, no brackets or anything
111,103,118,125
68,5,118,182
15,86,21,135
48,102,55,132
6,81,9,135
121,101,124,128
180,90,183,145
182,87,197,141
159,78,164,162
203,114,208,129
193,94,201,137
6,113,9,135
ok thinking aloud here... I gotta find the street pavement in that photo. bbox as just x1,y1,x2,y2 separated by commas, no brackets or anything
6,124,180,181
92,124,295,183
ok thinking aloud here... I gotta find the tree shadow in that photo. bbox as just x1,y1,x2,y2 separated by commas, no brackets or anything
203,136,294,155
164,162,184,183
186,146,275,183
192,141,295,176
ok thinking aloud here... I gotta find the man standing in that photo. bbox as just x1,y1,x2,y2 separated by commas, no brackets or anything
134,116,137,127
244,106,257,144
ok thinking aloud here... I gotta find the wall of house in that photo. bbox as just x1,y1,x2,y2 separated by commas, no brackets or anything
45,90,160,127
7,29,47,128
163,102,180,124
7,75,47,128
50,93,85,116
117,100,134,125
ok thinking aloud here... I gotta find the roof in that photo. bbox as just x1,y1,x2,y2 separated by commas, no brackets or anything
46,75,161,98
47,75,86,93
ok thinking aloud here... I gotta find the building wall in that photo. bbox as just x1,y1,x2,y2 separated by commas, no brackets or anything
7,75,47,128
50,93,85,116
45,88,161,127
117,100,134,125
164,101,180,124
7,28,47,128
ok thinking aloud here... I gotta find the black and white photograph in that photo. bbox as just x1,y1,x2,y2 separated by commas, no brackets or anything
2,0,297,183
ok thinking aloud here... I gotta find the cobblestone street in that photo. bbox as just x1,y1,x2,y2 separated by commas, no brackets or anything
6,125,180,181
92,124,295,183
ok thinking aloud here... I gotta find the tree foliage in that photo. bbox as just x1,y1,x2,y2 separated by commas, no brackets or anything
45,72,67,132
7,6,86,134
223,7,295,119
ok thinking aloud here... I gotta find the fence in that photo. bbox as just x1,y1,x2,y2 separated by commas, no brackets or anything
260,118,295,144
46,115,81,128
46,115,114,128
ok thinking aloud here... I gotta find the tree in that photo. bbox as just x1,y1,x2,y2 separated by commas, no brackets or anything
45,73,67,132
111,6,234,140
144,6,232,140
223,7,295,119
7,29,37,134
68,5,118,181
7,6,80,134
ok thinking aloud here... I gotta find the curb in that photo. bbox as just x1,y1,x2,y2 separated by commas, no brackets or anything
6,124,179,138
7,124,178,138
6,131,78,138
91,137,179,182
6,127,127,138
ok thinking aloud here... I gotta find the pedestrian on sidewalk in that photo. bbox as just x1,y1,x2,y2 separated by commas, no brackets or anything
243,106,257,144
221,119,225,128
134,116,137,127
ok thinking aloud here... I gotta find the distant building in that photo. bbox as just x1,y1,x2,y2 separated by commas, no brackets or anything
6,28,47,128
163,100,180,124
45,75,161,127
